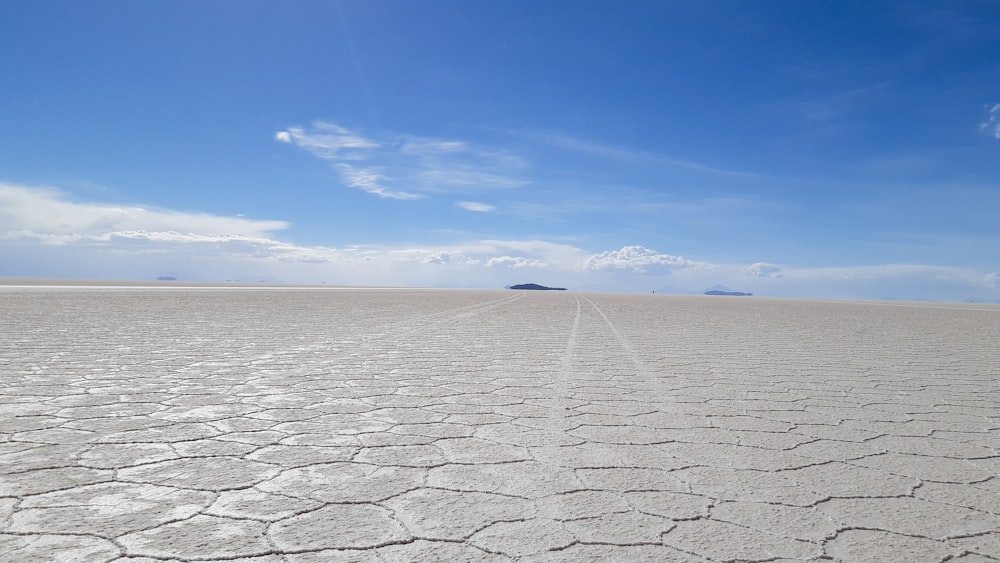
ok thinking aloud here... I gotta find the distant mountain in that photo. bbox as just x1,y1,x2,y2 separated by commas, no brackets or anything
507,283,566,291
704,285,734,292
703,285,752,296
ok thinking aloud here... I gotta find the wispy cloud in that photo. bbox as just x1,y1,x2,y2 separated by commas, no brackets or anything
276,121,528,199
980,104,1000,139
276,121,378,160
0,183,288,242
0,183,573,282
455,201,496,212
416,169,526,192
3,183,998,301
334,165,422,200
509,128,757,177
399,137,469,155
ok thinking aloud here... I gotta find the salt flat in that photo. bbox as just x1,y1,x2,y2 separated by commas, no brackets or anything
1,284,999,562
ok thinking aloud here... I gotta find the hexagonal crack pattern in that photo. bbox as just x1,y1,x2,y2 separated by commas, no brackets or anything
2,286,999,561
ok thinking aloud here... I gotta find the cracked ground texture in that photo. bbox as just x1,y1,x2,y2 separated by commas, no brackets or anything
1,283,999,562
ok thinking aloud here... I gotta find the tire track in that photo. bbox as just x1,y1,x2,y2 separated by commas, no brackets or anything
558,294,583,377
244,291,526,367
366,292,525,341
579,294,648,379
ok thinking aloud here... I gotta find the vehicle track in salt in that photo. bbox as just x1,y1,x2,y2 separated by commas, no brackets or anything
3,285,1000,562
557,294,583,378
360,292,526,342
578,294,648,381
220,291,528,375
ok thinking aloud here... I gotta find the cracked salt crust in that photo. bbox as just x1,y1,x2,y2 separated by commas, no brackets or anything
1,286,998,561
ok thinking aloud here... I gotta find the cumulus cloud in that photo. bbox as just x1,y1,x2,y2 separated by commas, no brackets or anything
485,256,548,268
745,262,783,278
391,240,582,271
980,104,1000,139
421,252,453,264
3,183,998,301
275,121,527,199
456,201,495,212
585,245,695,273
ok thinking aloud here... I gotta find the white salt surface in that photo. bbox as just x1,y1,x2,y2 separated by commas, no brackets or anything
1,283,999,561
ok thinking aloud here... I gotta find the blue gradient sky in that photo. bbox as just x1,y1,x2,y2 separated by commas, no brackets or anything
2,1,999,300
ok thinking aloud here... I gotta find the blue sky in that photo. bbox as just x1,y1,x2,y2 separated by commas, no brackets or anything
2,1,999,300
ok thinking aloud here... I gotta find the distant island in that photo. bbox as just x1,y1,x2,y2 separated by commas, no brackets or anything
507,283,567,291
705,290,753,296
702,284,752,296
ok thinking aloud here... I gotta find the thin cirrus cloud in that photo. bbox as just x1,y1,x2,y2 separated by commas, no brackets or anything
509,128,758,178
333,164,422,201
275,122,377,160
275,121,528,200
980,104,1000,139
456,201,496,212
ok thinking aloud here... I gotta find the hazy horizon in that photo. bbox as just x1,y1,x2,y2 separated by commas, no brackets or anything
2,2,998,302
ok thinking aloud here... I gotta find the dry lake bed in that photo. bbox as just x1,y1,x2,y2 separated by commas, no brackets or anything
2,282,999,562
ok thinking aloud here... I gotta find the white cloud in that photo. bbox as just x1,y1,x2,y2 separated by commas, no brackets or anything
421,252,453,264
3,183,998,301
745,262,783,278
389,239,583,271
485,256,548,268
456,201,495,212
980,104,1000,139
276,121,378,160
0,183,288,242
276,121,528,199
585,245,696,274
335,164,422,200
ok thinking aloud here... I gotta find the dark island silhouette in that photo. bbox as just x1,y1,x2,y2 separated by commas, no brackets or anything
704,285,752,296
507,283,567,291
